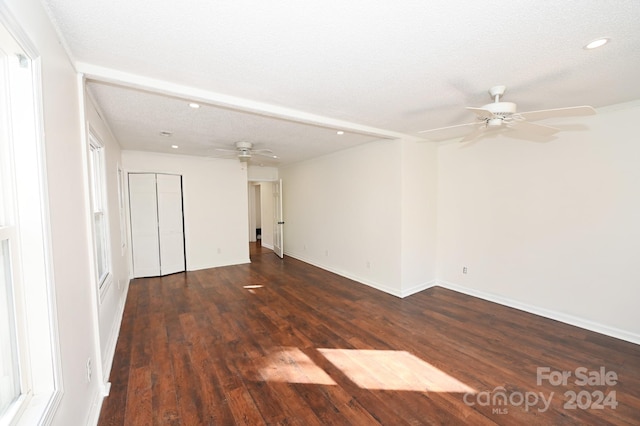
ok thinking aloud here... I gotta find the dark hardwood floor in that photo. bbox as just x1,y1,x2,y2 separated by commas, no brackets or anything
99,243,640,425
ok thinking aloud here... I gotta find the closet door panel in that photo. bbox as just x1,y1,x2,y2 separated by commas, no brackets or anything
156,174,185,275
129,174,161,277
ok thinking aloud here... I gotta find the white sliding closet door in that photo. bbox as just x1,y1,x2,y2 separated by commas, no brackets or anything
129,173,185,278
129,173,161,277
156,174,185,275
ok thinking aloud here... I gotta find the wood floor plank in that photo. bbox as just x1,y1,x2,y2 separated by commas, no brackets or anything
99,243,640,425
124,366,153,426
226,386,266,425
148,312,180,425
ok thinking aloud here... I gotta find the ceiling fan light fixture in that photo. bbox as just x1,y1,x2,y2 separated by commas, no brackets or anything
487,118,503,128
584,38,609,50
238,151,252,162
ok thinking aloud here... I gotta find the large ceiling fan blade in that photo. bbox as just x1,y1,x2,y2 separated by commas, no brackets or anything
518,106,596,122
215,148,239,153
466,107,494,120
514,120,559,136
253,151,278,159
504,121,559,143
207,151,238,159
459,126,486,143
418,122,481,141
251,148,274,154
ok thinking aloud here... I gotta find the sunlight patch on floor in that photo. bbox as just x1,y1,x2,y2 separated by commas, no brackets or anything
243,284,264,294
318,349,475,393
257,347,336,385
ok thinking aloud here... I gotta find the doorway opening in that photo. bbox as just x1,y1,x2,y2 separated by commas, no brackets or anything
249,182,270,259
248,180,279,259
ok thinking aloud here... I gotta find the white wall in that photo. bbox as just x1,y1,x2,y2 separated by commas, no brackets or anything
280,138,439,298
400,139,438,296
281,140,404,296
85,94,130,379
5,0,107,423
122,151,250,271
248,164,279,181
437,102,640,341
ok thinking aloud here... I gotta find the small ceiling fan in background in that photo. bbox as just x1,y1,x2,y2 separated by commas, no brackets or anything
213,141,278,162
418,85,596,143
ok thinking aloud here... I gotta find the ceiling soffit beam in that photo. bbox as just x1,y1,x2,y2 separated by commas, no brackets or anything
76,62,424,142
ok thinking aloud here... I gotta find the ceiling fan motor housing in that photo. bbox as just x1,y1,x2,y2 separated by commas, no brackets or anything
483,101,517,126
483,101,517,115
235,141,253,149
235,141,253,162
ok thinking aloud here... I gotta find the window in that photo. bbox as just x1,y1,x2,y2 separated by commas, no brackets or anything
0,22,30,423
117,164,127,254
0,229,21,426
88,133,111,292
0,10,61,424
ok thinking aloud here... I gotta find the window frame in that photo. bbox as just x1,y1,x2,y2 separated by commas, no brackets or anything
87,131,112,296
0,6,63,424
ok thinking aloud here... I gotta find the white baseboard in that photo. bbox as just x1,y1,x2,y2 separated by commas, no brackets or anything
285,251,403,297
187,258,251,271
85,387,104,426
436,280,640,346
261,242,274,250
102,282,129,380
400,280,438,298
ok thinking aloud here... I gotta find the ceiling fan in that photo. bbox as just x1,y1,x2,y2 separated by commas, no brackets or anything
214,141,277,162
418,85,596,143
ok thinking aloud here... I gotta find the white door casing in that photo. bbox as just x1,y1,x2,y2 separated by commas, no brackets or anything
273,179,284,258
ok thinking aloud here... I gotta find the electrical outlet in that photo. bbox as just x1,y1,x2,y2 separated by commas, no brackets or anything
366,260,371,269
463,266,468,274
325,249,329,256
86,358,92,383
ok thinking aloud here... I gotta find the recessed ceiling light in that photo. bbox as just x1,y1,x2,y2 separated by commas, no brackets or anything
160,131,173,137
188,102,200,109
584,38,609,50
171,145,179,149
336,131,344,135
272,155,278,159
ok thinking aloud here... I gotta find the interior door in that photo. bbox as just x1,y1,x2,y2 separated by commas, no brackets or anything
156,174,185,275
273,179,284,258
129,173,161,277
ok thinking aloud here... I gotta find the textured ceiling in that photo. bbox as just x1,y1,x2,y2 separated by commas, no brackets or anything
42,0,640,165
86,82,381,165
